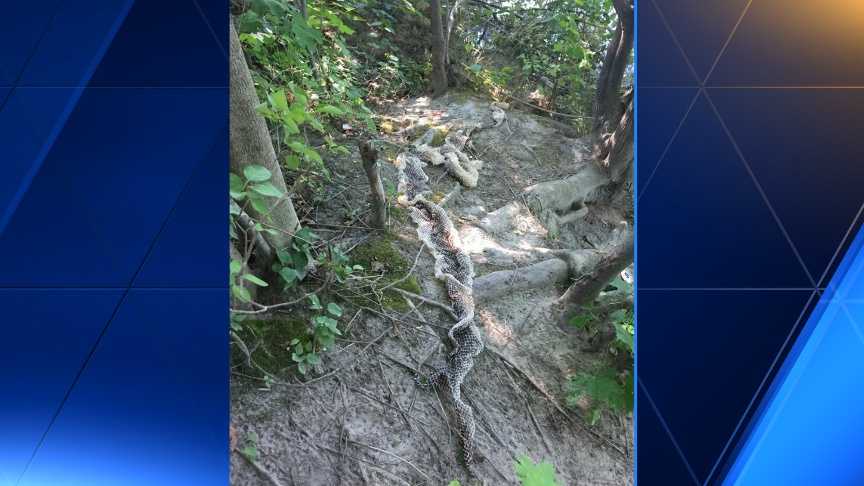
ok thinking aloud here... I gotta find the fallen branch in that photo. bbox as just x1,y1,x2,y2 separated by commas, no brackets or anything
392,288,459,321
360,139,387,229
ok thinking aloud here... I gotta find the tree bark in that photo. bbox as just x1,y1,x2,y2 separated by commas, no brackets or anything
593,0,633,129
428,0,449,97
444,0,463,76
230,19,300,260
294,0,307,19
592,0,634,173
554,225,634,328
359,140,386,230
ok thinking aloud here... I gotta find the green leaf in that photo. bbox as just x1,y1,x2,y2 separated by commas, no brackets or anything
268,89,289,110
305,352,321,365
295,227,319,243
282,117,299,135
230,173,245,193
285,154,301,170
308,294,322,310
243,165,272,182
249,195,270,214
230,260,242,276
327,302,343,317
251,182,283,198
614,322,634,352
242,274,269,287
568,313,594,329
229,199,242,216
303,147,323,164
288,141,308,154
513,456,559,486
448,481,462,486
567,368,630,415
317,104,344,116
279,267,298,283
240,446,258,461
232,284,252,303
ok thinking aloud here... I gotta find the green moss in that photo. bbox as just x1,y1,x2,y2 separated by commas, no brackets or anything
389,204,410,223
350,236,423,310
233,317,309,373
429,191,446,204
429,127,449,147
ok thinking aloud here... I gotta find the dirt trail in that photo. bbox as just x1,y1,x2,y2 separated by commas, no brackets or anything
231,94,633,486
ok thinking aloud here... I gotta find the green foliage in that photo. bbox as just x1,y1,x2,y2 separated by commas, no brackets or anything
514,455,560,486
238,0,377,186
289,299,344,374
567,302,634,424
567,367,633,425
240,431,259,461
230,162,356,377
456,0,618,132
230,164,288,302
611,308,634,353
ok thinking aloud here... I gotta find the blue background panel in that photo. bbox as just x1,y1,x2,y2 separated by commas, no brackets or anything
0,87,225,287
636,0,864,484
19,290,228,486
0,0,229,485
0,290,123,482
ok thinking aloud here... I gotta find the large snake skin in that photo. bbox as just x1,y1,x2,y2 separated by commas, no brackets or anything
396,151,485,464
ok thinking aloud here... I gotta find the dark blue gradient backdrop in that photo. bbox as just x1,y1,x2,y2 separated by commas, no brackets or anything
637,0,864,485
0,1,228,485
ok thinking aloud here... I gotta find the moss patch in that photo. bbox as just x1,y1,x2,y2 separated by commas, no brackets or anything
350,236,423,310
389,203,410,223
429,191,446,204
429,127,449,147
233,316,309,374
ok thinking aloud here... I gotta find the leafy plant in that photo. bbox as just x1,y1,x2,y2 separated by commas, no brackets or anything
229,164,287,302
567,304,634,424
514,455,560,486
566,367,633,425
240,431,260,461
289,299,344,375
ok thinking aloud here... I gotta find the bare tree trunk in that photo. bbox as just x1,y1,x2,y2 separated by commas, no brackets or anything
593,0,634,173
554,226,634,327
428,0,449,97
230,19,300,260
594,0,633,130
359,140,386,230
444,0,463,77
294,0,307,18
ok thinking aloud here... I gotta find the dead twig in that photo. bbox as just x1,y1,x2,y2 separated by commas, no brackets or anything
392,288,458,321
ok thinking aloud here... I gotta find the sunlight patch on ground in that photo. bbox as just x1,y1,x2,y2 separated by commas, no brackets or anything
460,225,530,259
478,308,514,347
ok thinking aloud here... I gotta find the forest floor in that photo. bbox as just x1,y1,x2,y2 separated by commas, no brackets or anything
230,93,634,486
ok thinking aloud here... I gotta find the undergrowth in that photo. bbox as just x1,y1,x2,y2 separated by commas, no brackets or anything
566,274,635,425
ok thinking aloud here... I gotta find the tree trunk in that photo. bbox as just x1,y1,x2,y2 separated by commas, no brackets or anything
294,0,307,19
554,225,634,328
428,0,449,97
230,19,299,260
444,0,463,78
592,0,634,173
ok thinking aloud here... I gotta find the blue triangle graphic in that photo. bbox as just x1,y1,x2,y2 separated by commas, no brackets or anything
0,290,123,482
638,93,811,288
710,89,864,283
